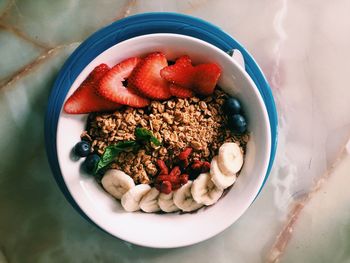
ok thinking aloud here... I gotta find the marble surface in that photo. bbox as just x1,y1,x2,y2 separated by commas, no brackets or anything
1,0,350,262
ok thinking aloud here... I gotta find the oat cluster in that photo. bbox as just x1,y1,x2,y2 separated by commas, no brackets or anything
82,90,249,184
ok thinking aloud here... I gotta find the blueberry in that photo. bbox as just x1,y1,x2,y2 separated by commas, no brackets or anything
74,141,91,157
82,154,100,174
228,114,247,134
223,97,242,115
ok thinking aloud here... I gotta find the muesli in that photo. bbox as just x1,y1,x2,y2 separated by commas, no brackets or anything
64,52,249,213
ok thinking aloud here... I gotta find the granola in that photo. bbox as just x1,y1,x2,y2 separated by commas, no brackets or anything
83,89,249,184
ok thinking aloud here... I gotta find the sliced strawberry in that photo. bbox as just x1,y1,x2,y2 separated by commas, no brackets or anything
169,84,194,98
63,64,121,114
192,63,221,96
98,57,150,108
89,63,110,80
129,52,171,100
160,55,195,88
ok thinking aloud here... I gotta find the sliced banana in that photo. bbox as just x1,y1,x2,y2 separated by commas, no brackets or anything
173,181,203,212
210,156,236,189
158,192,180,213
218,142,244,175
101,169,135,199
140,188,161,213
191,173,224,206
121,184,151,212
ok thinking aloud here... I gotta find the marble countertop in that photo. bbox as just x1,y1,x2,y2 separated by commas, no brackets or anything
1,1,350,262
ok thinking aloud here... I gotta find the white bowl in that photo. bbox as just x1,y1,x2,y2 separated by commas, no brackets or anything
56,33,271,248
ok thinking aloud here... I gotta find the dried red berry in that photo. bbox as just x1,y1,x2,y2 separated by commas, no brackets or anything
169,166,181,177
201,161,211,173
179,174,189,185
178,147,193,160
191,160,203,170
156,159,169,175
160,180,172,194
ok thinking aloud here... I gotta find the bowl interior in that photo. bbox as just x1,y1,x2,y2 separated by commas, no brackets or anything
56,33,271,248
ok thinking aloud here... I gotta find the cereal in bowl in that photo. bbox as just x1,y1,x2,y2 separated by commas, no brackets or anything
65,52,249,213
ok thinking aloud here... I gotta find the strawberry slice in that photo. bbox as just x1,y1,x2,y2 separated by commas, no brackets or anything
89,63,110,80
98,57,150,108
160,55,195,88
129,52,171,100
169,84,194,98
192,63,221,96
63,64,121,114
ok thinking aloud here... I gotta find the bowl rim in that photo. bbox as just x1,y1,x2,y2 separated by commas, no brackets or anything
55,33,272,248
45,12,278,248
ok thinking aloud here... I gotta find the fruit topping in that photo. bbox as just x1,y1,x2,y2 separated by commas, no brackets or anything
201,161,211,173
210,156,236,190
74,141,91,157
156,159,169,175
169,84,194,98
228,114,247,134
98,57,150,108
83,154,101,174
218,142,244,175
178,147,193,161
101,169,135,199
129,52,171,100
155,166,188,193
64,64,121,114
191,173,223,206
169,166,181,177
121,184,151,212
139,188,161,213
158,191,179,212
192,63,221,96
223,97,242,115
160,55,221,96
173,181,203,212
160,55,195,88
191,160,203,171
159,181,172,195
178,174,189,185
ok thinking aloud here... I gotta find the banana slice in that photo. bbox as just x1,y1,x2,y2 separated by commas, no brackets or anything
140,188,161,213
210,156,236,189
173,181,203,212
158,192,180,213
101,169,135,199
218,142,244,175
121,184,151,212
191,173,223,205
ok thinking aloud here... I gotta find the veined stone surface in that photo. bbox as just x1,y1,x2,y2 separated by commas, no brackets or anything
0,0,350,262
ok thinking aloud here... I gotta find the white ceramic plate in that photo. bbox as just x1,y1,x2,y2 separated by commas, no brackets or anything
56,34,271,248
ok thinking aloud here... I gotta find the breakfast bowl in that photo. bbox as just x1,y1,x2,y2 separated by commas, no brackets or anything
55,33,271,248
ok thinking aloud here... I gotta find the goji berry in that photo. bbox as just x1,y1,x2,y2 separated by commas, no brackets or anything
201,161,211,173
191,160,203,170
169,166,181,177
178,147,193,160
179,174,189,185
160,181,172,194
156,159,169,175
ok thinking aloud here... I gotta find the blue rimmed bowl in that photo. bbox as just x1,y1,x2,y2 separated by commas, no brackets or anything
45,13,277,248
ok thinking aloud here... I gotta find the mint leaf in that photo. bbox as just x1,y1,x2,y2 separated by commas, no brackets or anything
135,128,161,146
94,141,140,174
